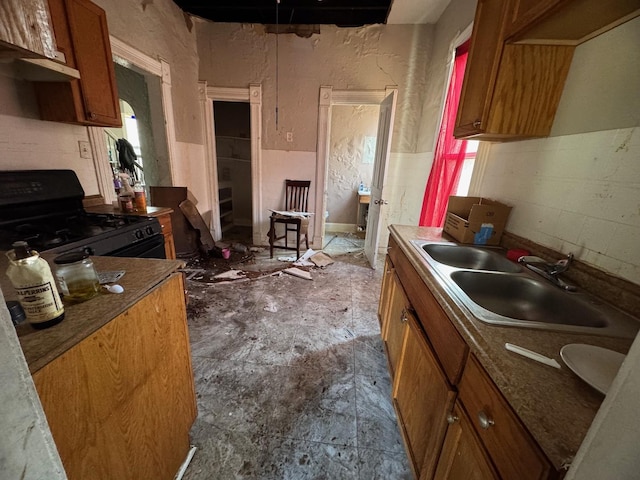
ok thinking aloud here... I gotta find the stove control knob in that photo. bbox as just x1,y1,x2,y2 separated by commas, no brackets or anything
135,229,144,240
146,226,155,236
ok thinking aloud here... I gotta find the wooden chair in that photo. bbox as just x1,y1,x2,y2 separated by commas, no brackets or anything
269,180,311,259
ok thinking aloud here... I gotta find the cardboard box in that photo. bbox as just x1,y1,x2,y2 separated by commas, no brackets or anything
444,196,511,246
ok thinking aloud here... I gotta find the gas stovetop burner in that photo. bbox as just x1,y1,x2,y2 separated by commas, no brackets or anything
0,170,166,259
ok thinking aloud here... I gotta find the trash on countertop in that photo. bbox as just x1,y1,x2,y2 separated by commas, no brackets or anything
104,284,124,294
98,271,125,284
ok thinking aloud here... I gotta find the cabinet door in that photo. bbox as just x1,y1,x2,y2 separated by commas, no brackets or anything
454,0,574,141
33,274,196,480
459,355,552,480
393,314,456,480
435,402,499,480
35,0,121,126
454,0,510,138
381,272,410,378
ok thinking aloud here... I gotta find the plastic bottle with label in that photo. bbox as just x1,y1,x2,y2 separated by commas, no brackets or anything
5,241,65,329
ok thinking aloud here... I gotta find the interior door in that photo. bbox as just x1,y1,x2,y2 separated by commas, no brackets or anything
364,89,397,268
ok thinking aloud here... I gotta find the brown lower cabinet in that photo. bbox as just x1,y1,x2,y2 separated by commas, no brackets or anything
32,273,196,479
379,237,556,480
434,402,499,480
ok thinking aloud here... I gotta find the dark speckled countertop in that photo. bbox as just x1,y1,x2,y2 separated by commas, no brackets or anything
389,225,636,471
1,255,184,374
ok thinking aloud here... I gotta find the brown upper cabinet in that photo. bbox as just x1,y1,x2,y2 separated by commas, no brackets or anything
34,0,121,127
454,0,640,141
0,0,57,59
507,0,640,45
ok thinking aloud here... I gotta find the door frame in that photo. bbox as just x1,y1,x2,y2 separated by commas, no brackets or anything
201,84,263,243
90,36,178,205
315,86,398,251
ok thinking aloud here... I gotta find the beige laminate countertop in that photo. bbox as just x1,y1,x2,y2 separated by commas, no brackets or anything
2,255,184,374
389,224,636,471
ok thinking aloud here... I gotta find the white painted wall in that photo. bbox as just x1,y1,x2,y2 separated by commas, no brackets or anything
327,105,379,226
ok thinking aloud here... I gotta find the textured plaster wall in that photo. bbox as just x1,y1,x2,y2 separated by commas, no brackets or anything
197,22,433,154
327,105,379,225
477,19,640,285
196,21,435,245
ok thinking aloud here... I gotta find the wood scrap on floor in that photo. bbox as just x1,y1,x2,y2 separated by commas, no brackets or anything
179,198,216,252
283,267,313,280
310,252,334,267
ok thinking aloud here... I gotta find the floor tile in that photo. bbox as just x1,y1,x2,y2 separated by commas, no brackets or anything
183,232,410,479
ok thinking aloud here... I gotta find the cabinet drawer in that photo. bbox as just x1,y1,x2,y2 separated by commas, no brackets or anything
459,355,552,480
389,236,468,385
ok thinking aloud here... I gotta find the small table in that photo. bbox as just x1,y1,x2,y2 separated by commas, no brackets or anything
356,192,370,231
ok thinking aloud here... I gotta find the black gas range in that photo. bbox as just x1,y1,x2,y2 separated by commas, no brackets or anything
0,170,165,259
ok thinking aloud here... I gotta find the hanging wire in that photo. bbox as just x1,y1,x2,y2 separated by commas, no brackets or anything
275,0,280,130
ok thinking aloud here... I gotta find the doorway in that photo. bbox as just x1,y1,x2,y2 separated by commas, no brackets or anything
213,101,253,243
323,104,380,250
316,86,398,268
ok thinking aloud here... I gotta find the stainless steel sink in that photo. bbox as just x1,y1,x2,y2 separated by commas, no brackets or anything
411,240,639,338
422,244,522,273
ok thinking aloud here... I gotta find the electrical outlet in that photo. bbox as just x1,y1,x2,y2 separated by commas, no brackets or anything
286,132,293,142
78,141,92,159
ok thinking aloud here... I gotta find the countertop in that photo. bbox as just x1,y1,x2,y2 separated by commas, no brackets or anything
1,254,184,374
389,225,636,471
86,204,173,218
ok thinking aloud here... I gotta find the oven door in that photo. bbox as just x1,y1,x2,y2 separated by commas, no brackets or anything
106,234,166,259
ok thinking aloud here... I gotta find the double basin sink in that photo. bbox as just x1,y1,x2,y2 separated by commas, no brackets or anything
411,241,639,339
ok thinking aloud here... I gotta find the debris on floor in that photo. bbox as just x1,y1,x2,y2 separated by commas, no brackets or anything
283,267,313,280
213,270,246,280
310,252,334,268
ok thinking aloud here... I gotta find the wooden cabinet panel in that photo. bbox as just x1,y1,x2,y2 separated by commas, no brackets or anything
34,0,121,127
33,273,196,480
158,212,176,259
389,239,468,385
393,314,456,479
486,43,574,137
0,0,57,59
378,256,394,330
507,0,640,45
454,0,511,138
435,402,499,480
382,272,409,378
458,355,551,480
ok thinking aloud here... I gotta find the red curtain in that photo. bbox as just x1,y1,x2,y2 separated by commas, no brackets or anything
419,49,469,227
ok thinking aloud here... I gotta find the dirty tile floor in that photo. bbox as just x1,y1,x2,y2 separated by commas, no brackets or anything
182,232,412,479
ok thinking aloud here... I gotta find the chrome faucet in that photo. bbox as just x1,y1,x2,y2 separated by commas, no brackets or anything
518,253,577,291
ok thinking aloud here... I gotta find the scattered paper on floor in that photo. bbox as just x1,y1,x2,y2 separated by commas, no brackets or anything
310,252,334,267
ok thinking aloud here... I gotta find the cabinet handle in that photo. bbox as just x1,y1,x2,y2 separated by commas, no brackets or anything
400,308,408,323
478,411,495,430
473,120,481,128
447,414,459,425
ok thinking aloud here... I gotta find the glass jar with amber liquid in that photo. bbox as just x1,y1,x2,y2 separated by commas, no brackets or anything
53,252,101,303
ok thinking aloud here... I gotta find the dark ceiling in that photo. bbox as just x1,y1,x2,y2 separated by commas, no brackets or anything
172,0,393,27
